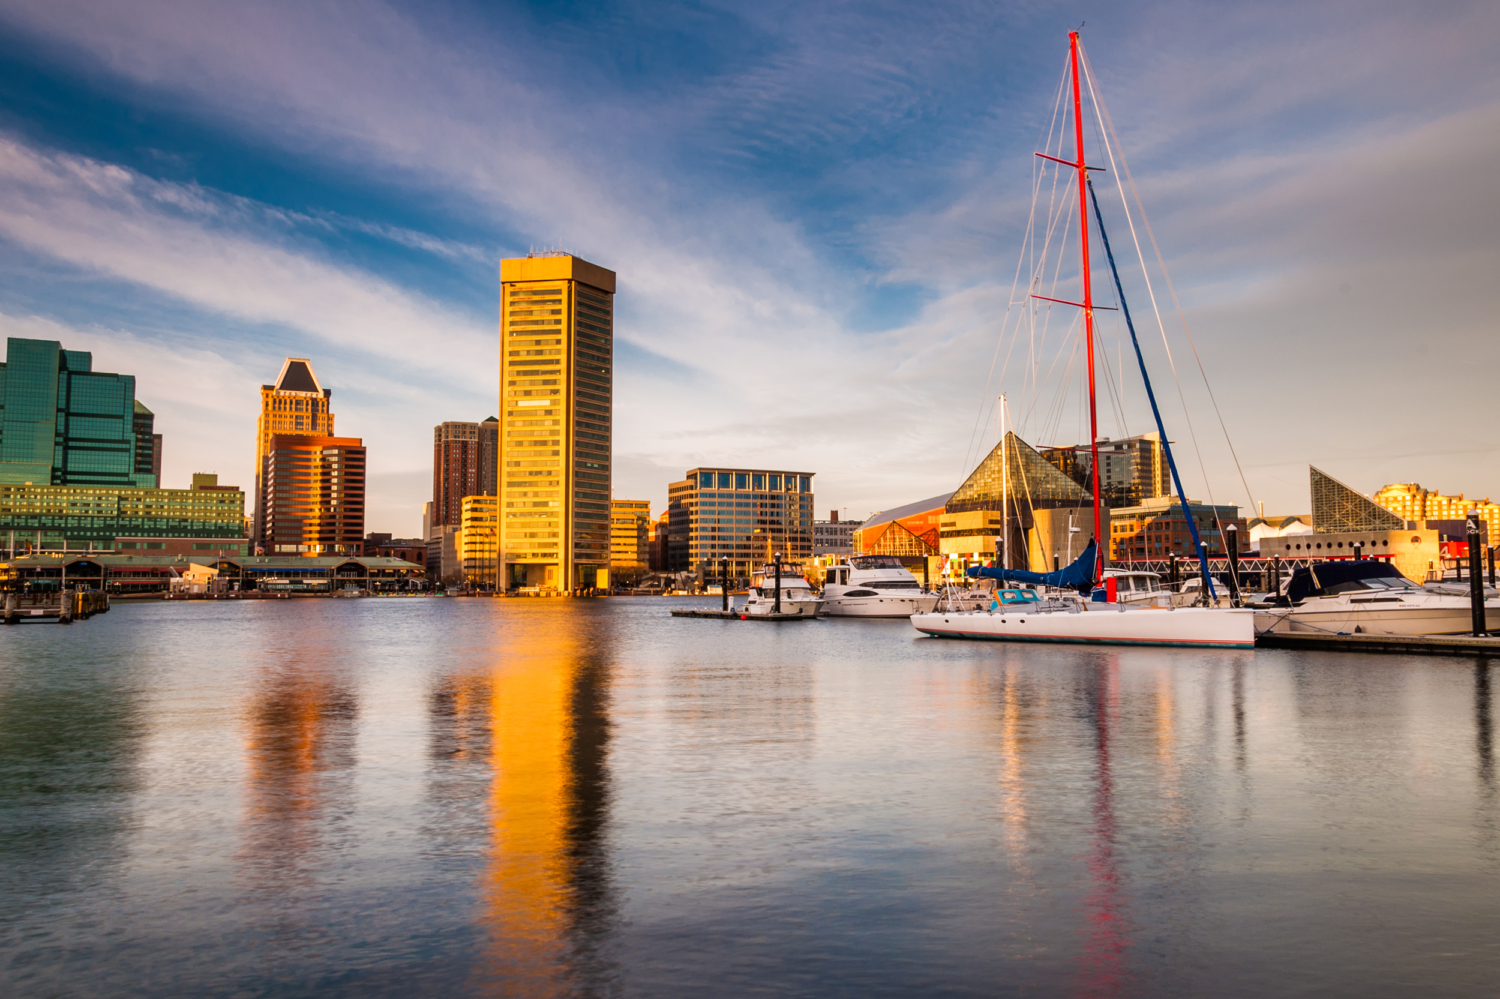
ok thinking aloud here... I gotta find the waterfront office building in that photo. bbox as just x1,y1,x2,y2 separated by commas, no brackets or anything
813,513,857,555
0,337,160,489
459,494,500,588
666,468,815,577
498,254,615,593
1109,496,1241,561
1042,432,1169,509
253,358,337,548
0,337,247,552
611,499,650,569
260,434,367,555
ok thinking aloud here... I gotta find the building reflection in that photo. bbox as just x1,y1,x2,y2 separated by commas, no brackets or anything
238,661,358,917
432,605,616,996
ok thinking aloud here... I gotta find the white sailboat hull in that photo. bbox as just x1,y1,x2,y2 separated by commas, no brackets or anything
911,606,1255,648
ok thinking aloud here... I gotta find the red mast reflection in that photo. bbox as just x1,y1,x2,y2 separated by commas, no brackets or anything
1078,656,1129,996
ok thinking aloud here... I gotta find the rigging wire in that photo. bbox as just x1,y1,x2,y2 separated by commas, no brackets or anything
1080,44,1260,523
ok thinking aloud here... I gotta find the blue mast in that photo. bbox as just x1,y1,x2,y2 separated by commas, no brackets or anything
1086,177,1217,601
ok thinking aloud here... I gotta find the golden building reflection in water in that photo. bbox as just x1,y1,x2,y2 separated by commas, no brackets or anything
237,657,358,946
464,605,616,997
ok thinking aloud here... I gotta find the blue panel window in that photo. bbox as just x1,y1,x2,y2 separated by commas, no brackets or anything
717,472,731,489
735,473,747,490
800,476,811,492
769,475,781,491
700,472,714,487
752,474,764,490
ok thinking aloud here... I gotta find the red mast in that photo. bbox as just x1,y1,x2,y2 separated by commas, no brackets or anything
1070,30,1104,580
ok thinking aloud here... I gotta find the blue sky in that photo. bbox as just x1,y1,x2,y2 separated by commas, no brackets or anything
0,0,1496,534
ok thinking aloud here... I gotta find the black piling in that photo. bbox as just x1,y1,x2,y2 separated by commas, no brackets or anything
1470,514,1486,637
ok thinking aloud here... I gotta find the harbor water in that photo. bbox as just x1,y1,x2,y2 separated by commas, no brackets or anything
2,597,1498,997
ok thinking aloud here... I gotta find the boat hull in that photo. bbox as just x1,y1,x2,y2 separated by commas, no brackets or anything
1254,603,1500,637
911,606,1255,648
819,594,940,618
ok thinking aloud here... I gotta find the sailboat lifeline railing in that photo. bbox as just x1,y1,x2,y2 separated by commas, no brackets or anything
1086,176,1217,601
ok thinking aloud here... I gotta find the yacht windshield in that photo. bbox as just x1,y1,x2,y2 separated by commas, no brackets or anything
850,556,904,570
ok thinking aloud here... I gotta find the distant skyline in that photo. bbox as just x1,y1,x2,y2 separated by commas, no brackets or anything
0,0,1496,535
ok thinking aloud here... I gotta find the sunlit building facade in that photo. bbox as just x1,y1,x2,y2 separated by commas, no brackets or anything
499,254,614,593
261,435,366,555
610,499,650,569
666,467,815,576
253,358,336,546
461,494,500,589
1373,480,1500,541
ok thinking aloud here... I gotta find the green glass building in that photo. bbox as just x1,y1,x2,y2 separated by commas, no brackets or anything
0,337,245,553
0,337,157,489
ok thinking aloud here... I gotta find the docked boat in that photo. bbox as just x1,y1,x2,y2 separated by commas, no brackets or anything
911,543,1256,648
911,30,1252,651
741,562,819,617
819,556,941,618
1252,560,1500,636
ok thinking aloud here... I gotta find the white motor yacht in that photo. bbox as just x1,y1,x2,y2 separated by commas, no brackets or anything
1252,560,1500,636
741,562,819,617
818,555,940,618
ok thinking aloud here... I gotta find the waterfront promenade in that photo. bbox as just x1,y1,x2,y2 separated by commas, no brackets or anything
3,597,1498,996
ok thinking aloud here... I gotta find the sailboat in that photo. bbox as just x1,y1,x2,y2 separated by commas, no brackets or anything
911,31,1254,649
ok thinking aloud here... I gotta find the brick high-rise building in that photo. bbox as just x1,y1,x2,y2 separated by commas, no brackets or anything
499,253,614,593
433,421,480,528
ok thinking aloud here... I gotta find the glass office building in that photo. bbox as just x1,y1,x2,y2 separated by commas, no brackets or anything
666,467,815,576
0,337,158,489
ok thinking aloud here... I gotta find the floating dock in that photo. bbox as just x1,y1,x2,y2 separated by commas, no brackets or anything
670,609,815,622
1256,632,1500,657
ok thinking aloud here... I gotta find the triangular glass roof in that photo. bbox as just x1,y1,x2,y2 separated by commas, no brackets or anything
1310,466,1403,534
947,431,1093,513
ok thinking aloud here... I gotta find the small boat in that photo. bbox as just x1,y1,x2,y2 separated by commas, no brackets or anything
741,562,819,617
819,556,940,618
1251,560,1500,636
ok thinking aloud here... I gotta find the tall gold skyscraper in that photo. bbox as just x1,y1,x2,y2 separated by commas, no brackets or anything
498,253,614,593
253,358,335,548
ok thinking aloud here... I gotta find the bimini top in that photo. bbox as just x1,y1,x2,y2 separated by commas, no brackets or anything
1286,559,1408,603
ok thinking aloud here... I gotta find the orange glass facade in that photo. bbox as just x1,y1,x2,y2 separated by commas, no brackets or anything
261,434,366,555
253,358,336,548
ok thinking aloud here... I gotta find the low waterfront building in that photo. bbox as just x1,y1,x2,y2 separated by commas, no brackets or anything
666,467,814,577
0,478,245,554
1374,481,1500,542
855,495,950,557
2,553,425,594
1247,514,1313,553
364,533,427,564
1110,496,1243,562
461,494,500,589
611,499,650,569
813,511,856,555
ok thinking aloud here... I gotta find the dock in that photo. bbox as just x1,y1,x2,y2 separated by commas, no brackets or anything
670,609,815,622
3,590,110,624
1256,632,1500,657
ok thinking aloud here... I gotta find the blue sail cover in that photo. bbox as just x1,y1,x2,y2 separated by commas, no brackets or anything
966,540,1098,593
